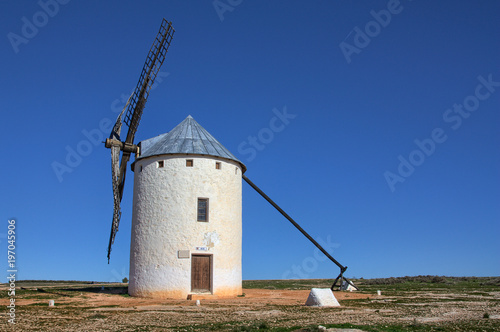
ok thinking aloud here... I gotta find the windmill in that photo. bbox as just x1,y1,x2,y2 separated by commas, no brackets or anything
104,18,357,297
104,18,174,263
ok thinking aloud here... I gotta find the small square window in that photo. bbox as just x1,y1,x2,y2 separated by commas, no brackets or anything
186,159,193,167
215,162,221,170
197,198,208,222
158,161,164,168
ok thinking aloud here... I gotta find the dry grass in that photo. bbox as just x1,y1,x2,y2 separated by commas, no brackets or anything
0,277,498,331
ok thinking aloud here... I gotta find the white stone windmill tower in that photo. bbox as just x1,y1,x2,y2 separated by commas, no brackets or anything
128,116,245,298
105,18,357,300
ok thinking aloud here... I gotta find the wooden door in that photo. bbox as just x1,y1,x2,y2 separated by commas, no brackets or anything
191,255,211,292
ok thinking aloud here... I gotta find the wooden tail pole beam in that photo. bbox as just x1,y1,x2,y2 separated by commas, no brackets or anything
242,174,358,291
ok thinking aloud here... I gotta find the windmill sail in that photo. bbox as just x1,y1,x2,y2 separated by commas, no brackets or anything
123,19,174,142
109,144,122,252
106,19,175,262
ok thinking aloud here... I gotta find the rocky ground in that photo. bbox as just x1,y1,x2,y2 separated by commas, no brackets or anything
0,277,499,331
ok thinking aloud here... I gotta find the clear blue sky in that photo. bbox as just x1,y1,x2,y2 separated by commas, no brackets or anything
1,0,498,282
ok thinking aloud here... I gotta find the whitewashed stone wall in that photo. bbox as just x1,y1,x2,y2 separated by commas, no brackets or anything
128,155,243,298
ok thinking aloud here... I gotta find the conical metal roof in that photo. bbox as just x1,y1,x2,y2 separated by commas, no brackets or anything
137,115,246,172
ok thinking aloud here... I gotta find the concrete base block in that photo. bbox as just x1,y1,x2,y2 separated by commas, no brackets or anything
305,288,340,307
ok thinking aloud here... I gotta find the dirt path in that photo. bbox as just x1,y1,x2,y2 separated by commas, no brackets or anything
1,285,499,331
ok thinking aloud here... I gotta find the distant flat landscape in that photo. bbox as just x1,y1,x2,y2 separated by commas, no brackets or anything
1,276,499,331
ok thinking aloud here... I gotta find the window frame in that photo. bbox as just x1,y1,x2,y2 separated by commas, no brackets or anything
197,198,209,222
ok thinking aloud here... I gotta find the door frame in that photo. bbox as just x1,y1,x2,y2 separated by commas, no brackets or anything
190,254,213,293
